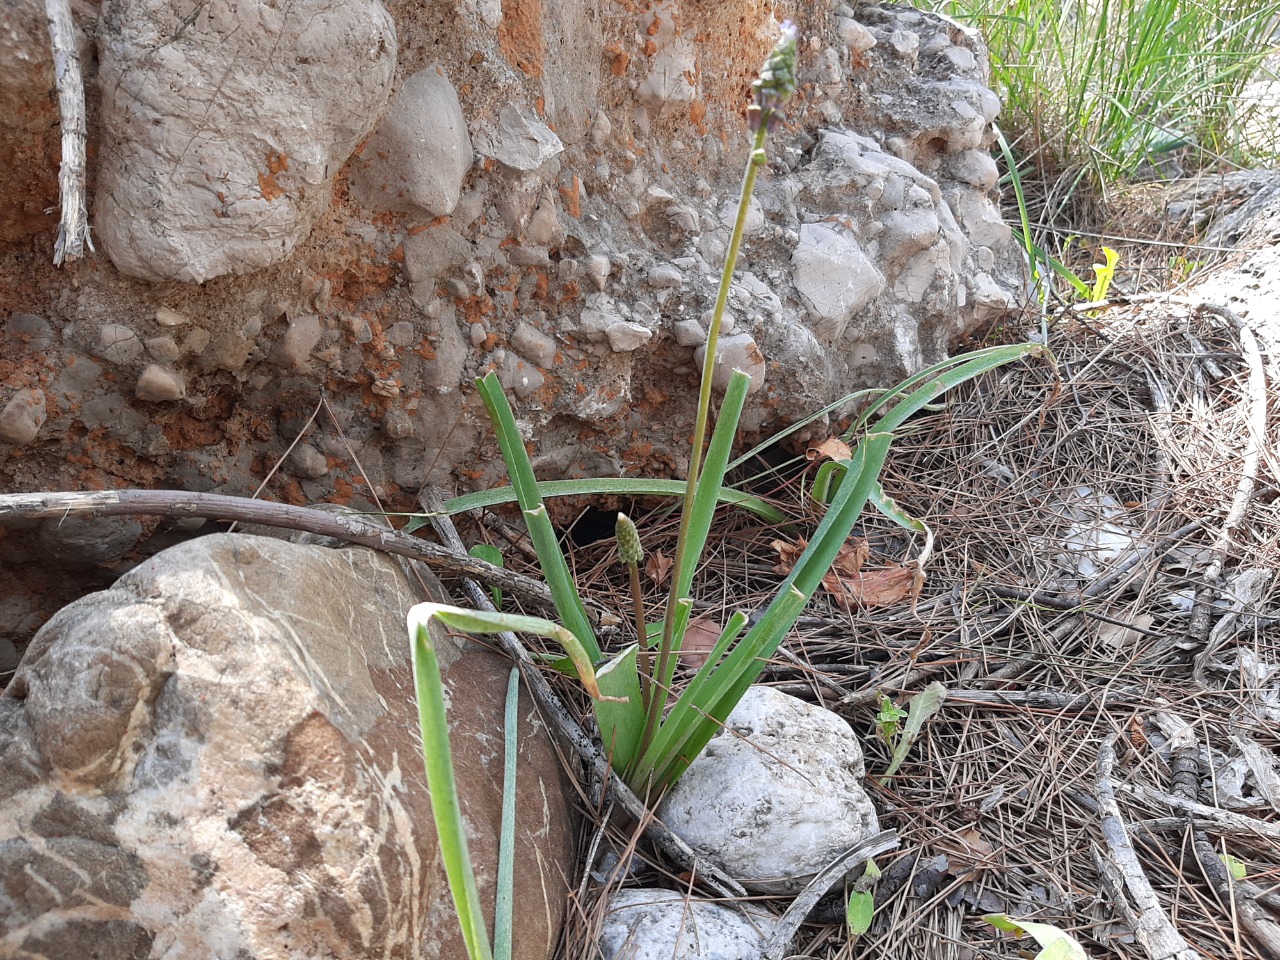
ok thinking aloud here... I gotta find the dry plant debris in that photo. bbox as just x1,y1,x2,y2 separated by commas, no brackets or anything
452,299,1280,960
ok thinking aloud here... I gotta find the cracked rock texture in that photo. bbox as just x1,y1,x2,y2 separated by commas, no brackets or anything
657,685,880,894
2,0,1026,642
0,533,575,960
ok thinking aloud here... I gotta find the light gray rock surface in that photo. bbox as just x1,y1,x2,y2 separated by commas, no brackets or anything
598,888,776,960
0,534,575,960
350,65,473,220
657,685,880,894
95,0,397,282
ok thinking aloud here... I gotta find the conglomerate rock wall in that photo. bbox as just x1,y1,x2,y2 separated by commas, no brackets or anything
0,0,1026,643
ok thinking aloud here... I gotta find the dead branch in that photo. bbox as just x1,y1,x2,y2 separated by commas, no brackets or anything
1119,783,1280,842
0,489,593,622
45,0,92,264
1188,304,1268,684
1095,734,1203,960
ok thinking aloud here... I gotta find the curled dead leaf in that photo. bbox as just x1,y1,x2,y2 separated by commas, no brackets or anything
773,536,914,610
806,436,853,461
645,550,673,586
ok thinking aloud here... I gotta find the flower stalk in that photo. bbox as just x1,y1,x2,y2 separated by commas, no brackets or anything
650,21,800,750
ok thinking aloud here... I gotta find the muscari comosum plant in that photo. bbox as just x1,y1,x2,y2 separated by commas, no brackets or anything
407,22,1052,959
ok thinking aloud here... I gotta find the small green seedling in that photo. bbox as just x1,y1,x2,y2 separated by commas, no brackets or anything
984,914,1087,960
845,858,882,936
880,682,947,782
874,696,908,743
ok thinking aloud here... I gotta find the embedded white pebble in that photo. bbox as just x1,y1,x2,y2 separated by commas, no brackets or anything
0,388,47,444
511,322,557,366
584,254,612,291
475,105,564,172
673,318,705,347
154,306,190,327
289,442,329,479
791,223,885,341
135,364,186,402
349,65,472,218
694,332,765,394
838,16,877,53
96,323,143,366
145,336,181,363
647,264,683,289
605,322,652,353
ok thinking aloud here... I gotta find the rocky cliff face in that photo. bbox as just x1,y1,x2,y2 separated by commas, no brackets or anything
0,0,1026,642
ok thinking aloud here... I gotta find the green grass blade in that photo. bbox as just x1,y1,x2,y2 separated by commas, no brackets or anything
409,618,494,960
594,645,646,772
475,373,600,660
633,434,895,790
494,667,519,960
848,343,1050,439
676,369,751,601
425,604,613,702
437,479,787,526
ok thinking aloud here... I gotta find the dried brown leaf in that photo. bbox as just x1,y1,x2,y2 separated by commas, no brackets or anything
806,436,853,461
645,550,672,585
678,616,722,669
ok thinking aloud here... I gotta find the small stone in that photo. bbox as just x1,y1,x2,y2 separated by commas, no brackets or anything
498,353,545,399
791,223,885,342
199,331,252,373
584,254,611,291
474,105,564,172
673,319,705,347
381,408,414,439
590,109,611,148
145,336,181,363
289,442,329,479
598,889,774,960
647,263,683,289
371,378,400,398
154,306,190,327
95,322,144,365
387,321,417,347
695,332,766,394
135,365,186,402
511,322,557,366
0,388,48,444
558,258,581,280
838,17,877,53
270,315,322,369
468,323,487,347
37,513,143,569
525,189,561,246
657,686,879,894
508,245,551,267
702,308,735,335
349,65,472,218
4,313,55,351
605,322,652,353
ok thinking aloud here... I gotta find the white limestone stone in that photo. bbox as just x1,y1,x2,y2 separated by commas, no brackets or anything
657,686,880,894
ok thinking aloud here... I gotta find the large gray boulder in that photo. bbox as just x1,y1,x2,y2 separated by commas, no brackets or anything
0,533,575,959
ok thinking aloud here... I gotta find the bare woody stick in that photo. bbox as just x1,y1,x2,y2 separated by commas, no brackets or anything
45,0,93,265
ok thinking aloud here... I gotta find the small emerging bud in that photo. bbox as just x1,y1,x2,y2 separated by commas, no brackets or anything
615,513,644,565
748,20,798,134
